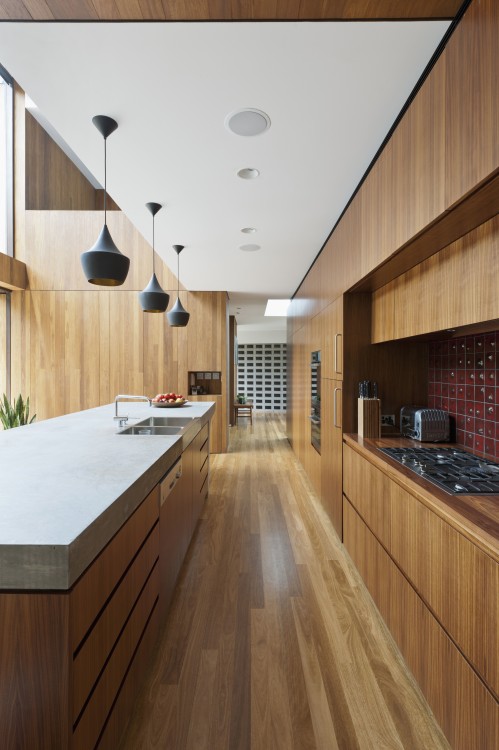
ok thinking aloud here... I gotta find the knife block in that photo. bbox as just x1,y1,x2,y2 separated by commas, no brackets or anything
358,398,381,439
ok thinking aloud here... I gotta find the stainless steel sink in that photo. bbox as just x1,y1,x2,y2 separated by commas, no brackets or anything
117,424,184,436
135,417,194,428
117,415,195,435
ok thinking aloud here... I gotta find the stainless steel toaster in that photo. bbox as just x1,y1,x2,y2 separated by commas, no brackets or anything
400,406,450,442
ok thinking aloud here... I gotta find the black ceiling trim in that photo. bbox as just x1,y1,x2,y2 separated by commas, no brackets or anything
0,18,458,24
291,0,473,300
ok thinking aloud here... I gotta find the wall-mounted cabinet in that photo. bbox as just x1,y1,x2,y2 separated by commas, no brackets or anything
372,215,499,343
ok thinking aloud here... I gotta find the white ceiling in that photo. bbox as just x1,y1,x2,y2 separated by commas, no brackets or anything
0,21,449,325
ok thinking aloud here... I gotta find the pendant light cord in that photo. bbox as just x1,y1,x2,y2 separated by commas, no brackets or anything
104,137,107,225
177,251,180,294
152,214,155,274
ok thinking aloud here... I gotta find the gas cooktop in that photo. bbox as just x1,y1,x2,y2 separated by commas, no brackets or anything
380,447,499,495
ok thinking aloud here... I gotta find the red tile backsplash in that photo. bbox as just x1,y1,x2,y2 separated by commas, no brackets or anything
428,332,499,460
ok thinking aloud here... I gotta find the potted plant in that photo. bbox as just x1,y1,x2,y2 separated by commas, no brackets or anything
0,393,36,429
237,393,246,404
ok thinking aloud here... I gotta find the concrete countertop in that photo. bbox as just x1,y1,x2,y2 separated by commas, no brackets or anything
0,400,215,590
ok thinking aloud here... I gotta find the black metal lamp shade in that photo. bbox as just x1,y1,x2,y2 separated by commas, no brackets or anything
139,202,170,312
81,224,130,286
167,296,190,327
167,244,189,327
81,115,130,286
139,272,170,313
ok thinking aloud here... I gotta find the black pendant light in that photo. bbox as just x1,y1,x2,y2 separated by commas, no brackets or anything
167,245,190,327
81,115,130,286
139,202,170,313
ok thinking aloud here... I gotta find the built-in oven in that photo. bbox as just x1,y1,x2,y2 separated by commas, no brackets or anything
311,350,321,453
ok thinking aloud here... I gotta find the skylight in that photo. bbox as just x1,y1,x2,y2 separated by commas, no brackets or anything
264,299,290,317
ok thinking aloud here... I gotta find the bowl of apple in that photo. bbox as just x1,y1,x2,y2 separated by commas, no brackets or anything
152,392,188,408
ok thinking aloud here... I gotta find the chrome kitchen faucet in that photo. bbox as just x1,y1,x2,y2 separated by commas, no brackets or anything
114,394,152,427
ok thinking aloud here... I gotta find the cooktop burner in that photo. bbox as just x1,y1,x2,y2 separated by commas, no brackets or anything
380,447,499,495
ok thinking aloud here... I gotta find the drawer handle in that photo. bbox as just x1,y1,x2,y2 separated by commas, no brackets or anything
334,387,342,428
334,333,342,374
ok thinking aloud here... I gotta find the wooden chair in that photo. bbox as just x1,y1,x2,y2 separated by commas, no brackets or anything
234,402,253,425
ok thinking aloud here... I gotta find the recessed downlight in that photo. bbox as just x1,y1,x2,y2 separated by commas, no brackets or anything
239,244,261,252
237,168,260,180
241,227,257,234
225,108,271,137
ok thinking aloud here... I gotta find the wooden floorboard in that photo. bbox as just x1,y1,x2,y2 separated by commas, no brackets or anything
120,412,450,750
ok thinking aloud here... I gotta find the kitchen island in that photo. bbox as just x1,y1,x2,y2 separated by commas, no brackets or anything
0,400,214,750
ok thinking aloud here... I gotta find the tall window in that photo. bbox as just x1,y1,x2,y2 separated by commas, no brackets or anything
0,64,13,399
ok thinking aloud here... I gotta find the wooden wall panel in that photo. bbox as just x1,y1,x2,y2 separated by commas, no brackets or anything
63,291,101,414
178,291,228,375
320,195,362,304
143,311,179,398
25,113,97,211
372,215,499,342
445,0,499,207
108,292,144,399
291,0,497,326
21,210,151,292
360,52,446,277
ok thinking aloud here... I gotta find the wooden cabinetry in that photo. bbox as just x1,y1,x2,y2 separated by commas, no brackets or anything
0,487,160,750
320,379,343,538
0,416,213,750
343,442,499,749
188,394,225,453
159,458,188,623
320,297,343,380
371,215,499,343
158,423,209,624
192,421,210,516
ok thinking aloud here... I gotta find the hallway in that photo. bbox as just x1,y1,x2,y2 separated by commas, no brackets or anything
120,413,449,750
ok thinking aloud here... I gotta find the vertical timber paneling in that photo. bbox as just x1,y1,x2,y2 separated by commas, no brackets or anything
25,112,97,211
371,216,499,343
444,0,499,207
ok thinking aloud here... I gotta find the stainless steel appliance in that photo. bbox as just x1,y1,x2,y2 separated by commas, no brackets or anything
310,351,321,453
400,406,450,442
380,446,499,495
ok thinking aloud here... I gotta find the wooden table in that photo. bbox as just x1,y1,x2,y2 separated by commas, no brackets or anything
233,402,253,425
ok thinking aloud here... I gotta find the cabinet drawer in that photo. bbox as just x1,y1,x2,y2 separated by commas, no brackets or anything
72,563,159,750
343,443,499,698
344,499,499,750
198,456,209,498
72,524,159,722
95,604,160,750
71,487,159,651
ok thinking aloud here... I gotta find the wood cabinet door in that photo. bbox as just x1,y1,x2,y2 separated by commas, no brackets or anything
320,297,343,380
320,378,343,538
159,466,188,623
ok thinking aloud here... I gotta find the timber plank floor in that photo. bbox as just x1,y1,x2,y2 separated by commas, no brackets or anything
120,413,450,750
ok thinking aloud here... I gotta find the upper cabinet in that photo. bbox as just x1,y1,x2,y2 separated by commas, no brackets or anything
444,0,499,207
372,215,499,343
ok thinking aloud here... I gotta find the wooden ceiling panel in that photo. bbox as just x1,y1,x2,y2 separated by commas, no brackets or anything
21,0,54,19
45,1,98,19
90,0,121,20
0,0,463,20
